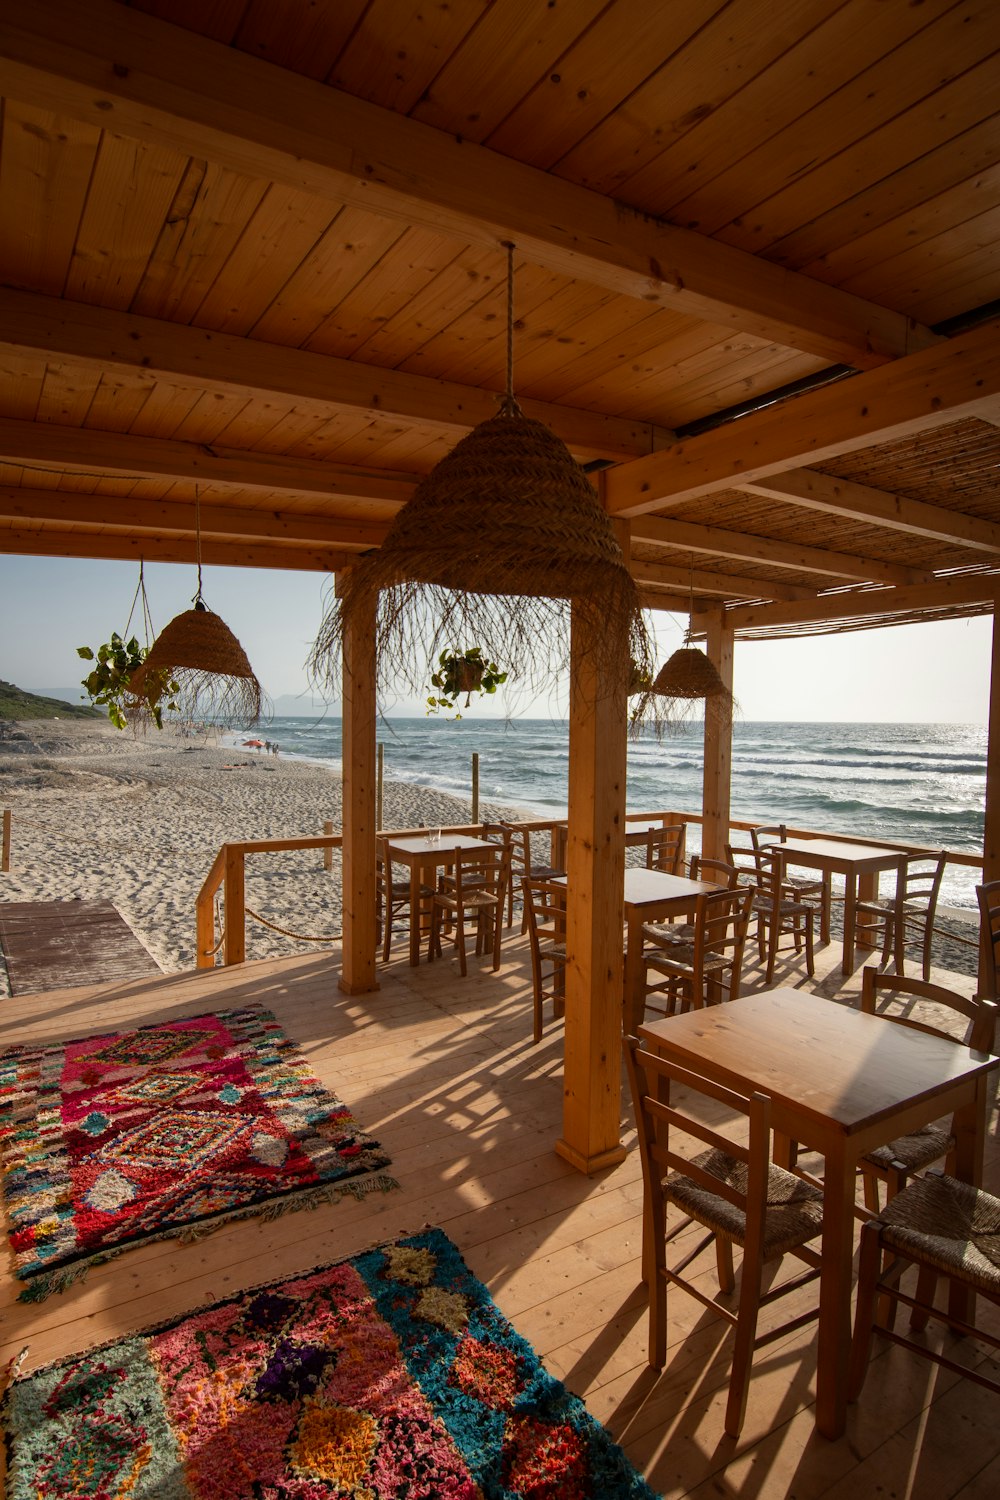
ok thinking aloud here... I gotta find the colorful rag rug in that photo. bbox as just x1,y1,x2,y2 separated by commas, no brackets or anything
2,1228,658,1499
0,1005,395,1299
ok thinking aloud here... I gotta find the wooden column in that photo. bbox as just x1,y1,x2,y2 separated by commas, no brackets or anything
700,606,735,861
557,597,628,1175
339,569,379,995
980,598,1000,992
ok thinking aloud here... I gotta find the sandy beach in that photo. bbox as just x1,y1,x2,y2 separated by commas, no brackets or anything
0,717,522,996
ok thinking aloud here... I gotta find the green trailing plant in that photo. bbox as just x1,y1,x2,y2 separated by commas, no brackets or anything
427,647,507,719
78,633,180,730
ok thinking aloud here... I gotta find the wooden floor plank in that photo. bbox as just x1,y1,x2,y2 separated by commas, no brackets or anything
0,898,160,994
0,934,996,1498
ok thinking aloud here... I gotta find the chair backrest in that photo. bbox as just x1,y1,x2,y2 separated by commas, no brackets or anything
696,885,754,961
751,823,787,853
625,1035,768,1228
727,843,780,900
646,823,686,874
976,880,1000,999
895,851,947,916
448,843,510,900
860,965,997,1054
521,876,567,947
689,856,739,889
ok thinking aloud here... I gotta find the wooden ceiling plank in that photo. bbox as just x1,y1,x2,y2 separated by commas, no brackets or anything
0,486,391,548
0,415,418,503
0,287,659,461
232,0,369,81
724,572,1000,632
0,102,100,296
838,204,1000,309
330,0,490,116
0,523,347,571
630,514,931,586
738,468,1000,555
630,557,815,603
604,319,1000,517
0,0,935,367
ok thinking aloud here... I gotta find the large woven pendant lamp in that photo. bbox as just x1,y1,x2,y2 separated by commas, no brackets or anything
131,489,263,727
311,243,654,700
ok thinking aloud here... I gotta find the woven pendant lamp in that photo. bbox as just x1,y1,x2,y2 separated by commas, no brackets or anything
653,643,728,700
312,243,653,700
131,491,263,727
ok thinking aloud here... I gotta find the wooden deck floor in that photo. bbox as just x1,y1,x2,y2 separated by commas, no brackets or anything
1,931,997,1498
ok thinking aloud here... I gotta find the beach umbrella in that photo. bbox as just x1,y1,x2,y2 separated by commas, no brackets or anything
311,243,655,708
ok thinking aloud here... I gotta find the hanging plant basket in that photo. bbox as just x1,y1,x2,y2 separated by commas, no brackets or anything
77,565,181,732
427,648,507,718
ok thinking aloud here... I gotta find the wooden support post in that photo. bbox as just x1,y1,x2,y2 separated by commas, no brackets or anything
223,844,246,966
981,600,1000,992
1,808,10,871
700,607,735,861
323,820,333,871
471,752,480,823
376,742,384,832
339,569,379,995
556,598,628,1175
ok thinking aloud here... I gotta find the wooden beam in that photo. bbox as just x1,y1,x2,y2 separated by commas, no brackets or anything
737,469,1000,554
338,567,379,997
0,417,416,505
701,608,734,864
636,590,692,613
0,0,936,368
630,513,931,585
631,557,815,602
0,289,663,463
0,525,348,571
724,573,998,633
0,488,390,549
982,597,1000,995
605,321,1000,517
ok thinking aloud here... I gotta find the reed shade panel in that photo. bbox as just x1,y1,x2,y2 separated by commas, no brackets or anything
312,244,654,703
131,599,263,727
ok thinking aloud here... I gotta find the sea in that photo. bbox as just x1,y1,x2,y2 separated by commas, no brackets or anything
236,717,987,912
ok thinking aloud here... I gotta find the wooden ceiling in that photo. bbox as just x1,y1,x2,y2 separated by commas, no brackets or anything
1,0,999,638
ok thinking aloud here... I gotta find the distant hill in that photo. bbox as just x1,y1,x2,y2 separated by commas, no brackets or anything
0,680,100,721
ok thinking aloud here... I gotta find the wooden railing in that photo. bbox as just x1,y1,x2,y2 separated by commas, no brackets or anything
194,809,985,969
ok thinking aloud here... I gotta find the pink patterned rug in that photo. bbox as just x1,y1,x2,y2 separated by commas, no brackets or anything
0,1005,394,1299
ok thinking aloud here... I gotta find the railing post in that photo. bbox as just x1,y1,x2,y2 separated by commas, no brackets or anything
471,752,480,823
323,820,333,871
224,844,246,966
1,808,10,872
195,881,215,969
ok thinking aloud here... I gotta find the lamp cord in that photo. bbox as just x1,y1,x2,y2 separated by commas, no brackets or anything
193,483,204,606
500,240,520,416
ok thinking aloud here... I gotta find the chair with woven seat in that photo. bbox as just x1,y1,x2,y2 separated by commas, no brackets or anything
642,884,753,1015
521,875,567,1042
975,880,1000,999
478,821,516,926
645,823,686,875
428,843,512,975
625,1036,823,1437
855,851,946,981
858,966,997,1214
689,855,739,888
751,824,832,942
732,847,816,984
499,821,564,932
376,838,434,962
849,1170,1000,1403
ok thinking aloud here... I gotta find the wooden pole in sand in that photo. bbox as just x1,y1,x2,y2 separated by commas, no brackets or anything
376,743,384,832
471,753,480,823
1,808,10,872
323,820,333,871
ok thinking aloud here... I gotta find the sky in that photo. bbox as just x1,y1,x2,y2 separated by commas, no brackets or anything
0,554,992,724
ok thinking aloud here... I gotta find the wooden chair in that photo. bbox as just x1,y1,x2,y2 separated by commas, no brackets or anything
625,1037,823,1437
428,843,511,975
849,1169,1000,1404
521,875,567,1042
689,855,739,888
857,966,997,1213
498,821,563,932
736,848,816,984
479,821,516,926
855,851,946,981
751,824,831,942
975,880,1000,998
376,838,433,962
645,823,686,874
642,884,753,1014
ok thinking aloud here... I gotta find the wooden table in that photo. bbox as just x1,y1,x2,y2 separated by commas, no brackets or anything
622,868,718,1033
767,837,903,974
383,834,496,966
639,989,999,1438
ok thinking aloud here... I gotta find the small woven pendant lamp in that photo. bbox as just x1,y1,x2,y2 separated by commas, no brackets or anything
650,576,733,718
313,243,653,698
131,489,263,726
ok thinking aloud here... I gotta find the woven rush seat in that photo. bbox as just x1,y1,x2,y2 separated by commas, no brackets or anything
873,1173,1000,1288
863,1124,954,1175
668,1148,824,1258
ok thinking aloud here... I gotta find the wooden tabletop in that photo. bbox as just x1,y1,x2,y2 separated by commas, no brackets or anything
770,836,903,869
623,869,716,907
385,834,493,857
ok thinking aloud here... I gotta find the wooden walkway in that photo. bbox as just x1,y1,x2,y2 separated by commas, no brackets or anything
0,935,997,1498
0,899,160,995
